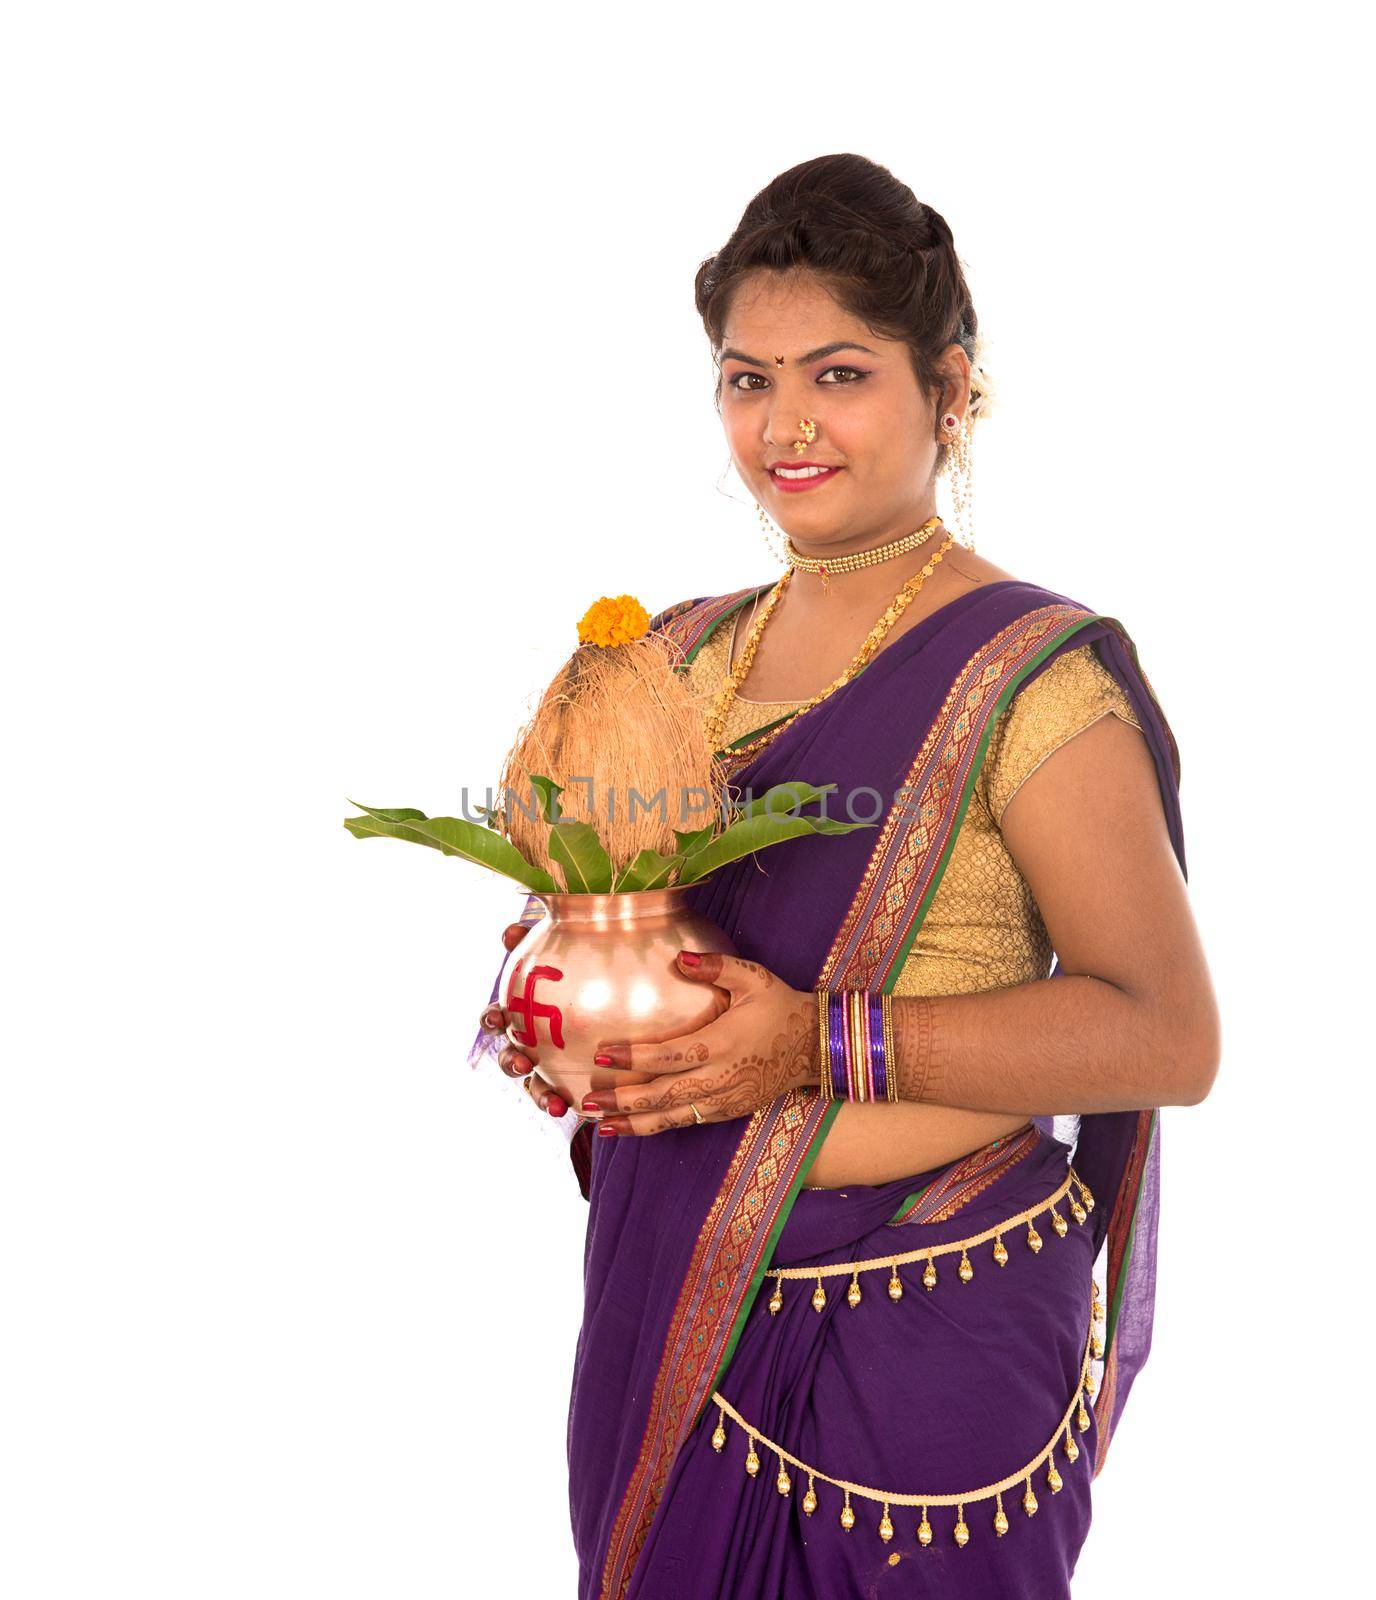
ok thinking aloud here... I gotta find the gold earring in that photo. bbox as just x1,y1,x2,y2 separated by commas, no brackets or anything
793,417,817,456
939,412,976,552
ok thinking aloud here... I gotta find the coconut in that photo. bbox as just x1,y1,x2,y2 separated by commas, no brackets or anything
496,627,729,880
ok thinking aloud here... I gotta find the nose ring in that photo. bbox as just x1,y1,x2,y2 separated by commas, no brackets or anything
793,417,817,455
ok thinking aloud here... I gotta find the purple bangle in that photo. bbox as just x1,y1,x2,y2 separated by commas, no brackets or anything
827,991,848,1100
868,991,887,1103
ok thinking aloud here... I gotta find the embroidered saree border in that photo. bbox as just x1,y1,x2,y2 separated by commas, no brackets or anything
656,584,772,665
708,1096,843,1391
598,1089,836,1600
647,595,701,635
885,1123,1041,1226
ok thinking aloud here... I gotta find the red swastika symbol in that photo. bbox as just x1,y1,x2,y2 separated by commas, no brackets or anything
507,962,566,1050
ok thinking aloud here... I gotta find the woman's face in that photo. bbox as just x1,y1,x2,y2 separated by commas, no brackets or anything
718,269,966,549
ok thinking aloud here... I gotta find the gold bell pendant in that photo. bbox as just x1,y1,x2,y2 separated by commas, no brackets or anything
993,1234,1009,1267
812,1274,827,1313
922,1254,938,1291
1077,1399,1092,1432
1047,1461,1063,1494
1079,1180,1096,1212
1070,1198,1088,1226
1064,1424,1080,1463
839,1490,855,1531
1026,1221,1043,1254
993,1493,1009,1536
953,1504,970,1547
744,1440,760,1477
887,1266,903,1301
1092,1333,1105,1361
1023,1478,1039,1516
878,1504,894,1543
847,1271,862,1308
802,1477,818,1517
958,1247,974,1284
711,1415,727,1453
1050,1206,1069,1238
768,1276,784,1315
1085,1366,1098,1398
917,1506,933,1547
776,1455,792,1497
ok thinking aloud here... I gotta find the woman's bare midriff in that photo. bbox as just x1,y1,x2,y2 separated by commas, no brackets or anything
804,1101,1034,1189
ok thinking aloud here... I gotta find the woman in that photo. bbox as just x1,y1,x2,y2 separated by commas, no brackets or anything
473,153,1219,1598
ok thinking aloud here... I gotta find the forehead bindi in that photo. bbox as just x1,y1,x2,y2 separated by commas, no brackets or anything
719,339,880,370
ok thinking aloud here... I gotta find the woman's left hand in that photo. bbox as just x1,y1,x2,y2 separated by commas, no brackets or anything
578,950,820,1135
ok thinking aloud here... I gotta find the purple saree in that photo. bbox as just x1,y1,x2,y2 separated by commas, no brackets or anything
479,578,1185,1598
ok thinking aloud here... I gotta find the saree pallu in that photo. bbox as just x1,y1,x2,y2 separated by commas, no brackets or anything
565,580,1186,1599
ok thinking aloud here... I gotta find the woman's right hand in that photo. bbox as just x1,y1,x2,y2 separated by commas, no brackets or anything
477,921,569,1118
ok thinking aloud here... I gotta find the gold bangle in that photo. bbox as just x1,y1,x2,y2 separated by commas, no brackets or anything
816,986,832,1102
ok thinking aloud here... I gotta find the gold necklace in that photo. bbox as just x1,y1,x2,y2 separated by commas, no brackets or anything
785,513,944,593
703,523,957,759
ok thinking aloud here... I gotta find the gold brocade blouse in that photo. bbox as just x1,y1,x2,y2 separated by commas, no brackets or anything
686,615,1143,997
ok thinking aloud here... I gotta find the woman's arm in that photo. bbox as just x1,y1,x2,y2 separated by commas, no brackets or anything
583,714,1220,1135
890,712,1220,1115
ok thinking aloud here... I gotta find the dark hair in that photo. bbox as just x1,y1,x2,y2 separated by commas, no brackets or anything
694,154,979,467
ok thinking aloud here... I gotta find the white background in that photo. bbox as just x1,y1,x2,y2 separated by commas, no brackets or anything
2,4,1370,1595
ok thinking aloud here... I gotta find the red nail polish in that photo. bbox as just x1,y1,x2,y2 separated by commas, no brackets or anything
596,1123,618,1137
594,1052,614,1067
546,1095,567,1117
581,1096,603,1113
679,950,701,966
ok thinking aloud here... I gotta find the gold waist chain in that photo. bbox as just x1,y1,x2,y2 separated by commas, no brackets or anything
706,1166,1104,1553
767,1165,1095,1312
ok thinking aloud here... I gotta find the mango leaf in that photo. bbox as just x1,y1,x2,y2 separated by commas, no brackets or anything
471,802,502,831
526,773,565,823
343,801,559,892
611,847,682,893
731,781,838,822
676,811,872,887
346,803,430,824
671,822,716,857
547,818,614,893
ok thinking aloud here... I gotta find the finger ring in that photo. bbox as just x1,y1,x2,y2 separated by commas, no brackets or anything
690,1103,705,1124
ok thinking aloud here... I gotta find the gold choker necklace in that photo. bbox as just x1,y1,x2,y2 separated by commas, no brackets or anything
786,515,944,592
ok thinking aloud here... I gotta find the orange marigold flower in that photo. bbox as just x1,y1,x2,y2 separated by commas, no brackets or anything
576,594,652,648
